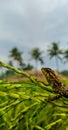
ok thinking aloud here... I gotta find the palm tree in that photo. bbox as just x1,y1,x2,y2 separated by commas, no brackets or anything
30,48,44,70
47,42,62,71
9,47,23,68
63,49,68,63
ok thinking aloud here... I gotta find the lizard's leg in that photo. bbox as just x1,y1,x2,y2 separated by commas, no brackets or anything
36,79,50,86
40,81,50,86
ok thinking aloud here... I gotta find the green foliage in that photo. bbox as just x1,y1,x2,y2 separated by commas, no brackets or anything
23,64,34,70
0,81,68,130
0,61,68,130
61,70,68,76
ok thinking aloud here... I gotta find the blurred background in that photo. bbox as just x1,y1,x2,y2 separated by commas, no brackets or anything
0,0,68,78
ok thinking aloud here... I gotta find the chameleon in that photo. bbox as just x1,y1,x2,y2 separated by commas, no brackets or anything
41,68,68,98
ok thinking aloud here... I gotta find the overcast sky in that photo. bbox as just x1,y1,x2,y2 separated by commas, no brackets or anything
0,0,68,70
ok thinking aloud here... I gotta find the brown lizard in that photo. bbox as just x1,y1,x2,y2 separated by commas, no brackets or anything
41,68,68,98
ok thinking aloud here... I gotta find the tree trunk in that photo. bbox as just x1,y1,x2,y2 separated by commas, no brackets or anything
35,60,38,70
55,57,59,72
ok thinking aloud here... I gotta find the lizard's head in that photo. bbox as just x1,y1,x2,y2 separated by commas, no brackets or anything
41,67,55,77
41,67,61,86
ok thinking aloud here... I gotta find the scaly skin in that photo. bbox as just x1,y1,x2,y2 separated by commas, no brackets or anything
41,68,68,98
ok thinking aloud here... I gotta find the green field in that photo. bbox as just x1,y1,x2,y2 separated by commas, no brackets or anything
0,61,68,130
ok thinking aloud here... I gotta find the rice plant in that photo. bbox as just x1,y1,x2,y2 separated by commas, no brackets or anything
0,61,68,130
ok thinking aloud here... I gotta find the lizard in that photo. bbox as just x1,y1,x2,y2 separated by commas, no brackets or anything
41,68,68,99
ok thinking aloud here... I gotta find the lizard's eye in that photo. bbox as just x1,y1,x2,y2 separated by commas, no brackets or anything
46,68,51,72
